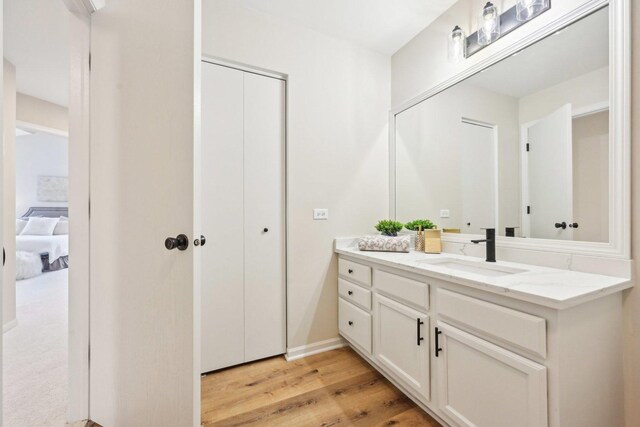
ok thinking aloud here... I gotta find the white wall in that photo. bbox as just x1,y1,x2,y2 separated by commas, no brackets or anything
15,132,68,217
519,66,609,124
202,0,390,349
16,93,68,134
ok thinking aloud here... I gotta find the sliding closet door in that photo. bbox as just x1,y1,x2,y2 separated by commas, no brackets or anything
243,74,286,361
200,63,245,373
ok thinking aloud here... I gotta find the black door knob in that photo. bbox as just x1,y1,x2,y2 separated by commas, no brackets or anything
569,223,579,229
263,228,269,233
554,222,567,230
165,234,189,251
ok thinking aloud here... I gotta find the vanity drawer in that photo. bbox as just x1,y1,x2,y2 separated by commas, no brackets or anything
339,258,372,287
437,289,547,358
339,278,371,311
339,298,372,354
374,269,429,312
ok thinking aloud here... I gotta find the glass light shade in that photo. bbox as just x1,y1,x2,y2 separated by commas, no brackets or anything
516,0,549,22
478,2,501,46
448,26,467,62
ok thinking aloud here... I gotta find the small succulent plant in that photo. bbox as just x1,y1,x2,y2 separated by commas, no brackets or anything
375,220,404,237
404,219,436,231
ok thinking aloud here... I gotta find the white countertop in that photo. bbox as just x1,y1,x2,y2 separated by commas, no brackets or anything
335,238,632,309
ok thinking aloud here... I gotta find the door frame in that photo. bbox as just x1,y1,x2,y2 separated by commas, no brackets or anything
199,55,289,365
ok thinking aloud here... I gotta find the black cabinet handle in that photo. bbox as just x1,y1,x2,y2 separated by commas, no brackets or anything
348,290,353,295
348,321,353,326
417,318,425,346
194,235,207,246
263,228,269,233
348,269,354,274
554,222,567,229
435,327,443,357
165,234,189,251
569,222,579,229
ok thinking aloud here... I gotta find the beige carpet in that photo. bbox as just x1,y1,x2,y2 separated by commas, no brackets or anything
3,269,68,426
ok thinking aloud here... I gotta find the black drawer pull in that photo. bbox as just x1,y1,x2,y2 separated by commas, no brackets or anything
435,327,443,357
417,318,424,346
348,269,354,274
348,321,354,326
348,290,353,295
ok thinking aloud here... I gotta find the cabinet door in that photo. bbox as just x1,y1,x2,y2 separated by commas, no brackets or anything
437,322,548,427
200,62,245,373
374,294,430,401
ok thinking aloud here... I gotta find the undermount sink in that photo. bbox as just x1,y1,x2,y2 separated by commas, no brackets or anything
418,258,528,277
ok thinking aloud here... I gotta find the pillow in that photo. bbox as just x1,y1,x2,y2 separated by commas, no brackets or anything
20,217,60,236
53,218,69,235
16,219,27,235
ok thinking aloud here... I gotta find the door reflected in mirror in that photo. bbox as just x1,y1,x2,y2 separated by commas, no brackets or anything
394,6,609,243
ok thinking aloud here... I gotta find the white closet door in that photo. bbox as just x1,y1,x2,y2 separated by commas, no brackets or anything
243,73,286,361
200,63,245,373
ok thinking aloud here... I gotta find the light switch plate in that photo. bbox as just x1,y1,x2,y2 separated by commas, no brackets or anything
313,209,329,220
440,209,450,218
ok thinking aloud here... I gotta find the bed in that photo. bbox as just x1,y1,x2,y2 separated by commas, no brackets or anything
16,207,69,272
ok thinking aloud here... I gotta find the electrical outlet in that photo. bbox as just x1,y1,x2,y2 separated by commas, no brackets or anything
313,209,329,220
440,209,450,218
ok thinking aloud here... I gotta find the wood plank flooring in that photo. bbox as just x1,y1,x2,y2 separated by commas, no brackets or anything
201,347,441,426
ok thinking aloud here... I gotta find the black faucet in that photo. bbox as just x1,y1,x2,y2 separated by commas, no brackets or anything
471,228,496,262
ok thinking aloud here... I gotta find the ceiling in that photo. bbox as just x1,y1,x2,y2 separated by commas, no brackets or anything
233,0,458,55
4,0,70,107
466,7,609,99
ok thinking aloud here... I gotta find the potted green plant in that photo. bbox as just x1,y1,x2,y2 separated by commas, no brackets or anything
375,220,404,237
404,219,436,231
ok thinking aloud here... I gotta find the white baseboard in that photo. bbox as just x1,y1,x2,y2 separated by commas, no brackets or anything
285,337,347,362
3,319,17,333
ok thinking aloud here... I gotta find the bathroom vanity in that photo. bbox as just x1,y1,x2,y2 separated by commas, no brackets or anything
335,238,631,427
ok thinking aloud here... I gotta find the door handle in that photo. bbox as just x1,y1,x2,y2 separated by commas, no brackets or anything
569,222,579,229
417,318,424,346
554,222,567,229
435,327,443,357
165,234,189,251
194,235,207,246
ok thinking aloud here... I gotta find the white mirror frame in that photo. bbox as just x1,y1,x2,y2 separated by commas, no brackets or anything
389,0,630,259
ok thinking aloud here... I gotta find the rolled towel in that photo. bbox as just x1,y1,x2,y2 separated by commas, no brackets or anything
358,235,410,253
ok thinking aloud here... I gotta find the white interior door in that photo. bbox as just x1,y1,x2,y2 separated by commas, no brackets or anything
89,1,200,425
460,121,496,234
200,63,285,372
526,104,573,240
243,73,286,361
200,62,245,373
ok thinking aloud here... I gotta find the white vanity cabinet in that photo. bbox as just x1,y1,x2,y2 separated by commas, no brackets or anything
336,252,627,427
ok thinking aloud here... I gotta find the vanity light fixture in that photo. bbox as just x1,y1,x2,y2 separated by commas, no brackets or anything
516,0,549,22
448,25,467,62
450,0,551,60
478,2,501,46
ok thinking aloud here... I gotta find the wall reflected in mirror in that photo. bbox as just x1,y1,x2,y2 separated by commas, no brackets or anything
395,6,609,243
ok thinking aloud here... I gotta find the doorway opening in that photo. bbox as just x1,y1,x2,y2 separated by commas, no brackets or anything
2,0,92,424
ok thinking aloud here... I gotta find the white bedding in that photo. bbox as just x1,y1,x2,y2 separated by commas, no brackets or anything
16,235,69,261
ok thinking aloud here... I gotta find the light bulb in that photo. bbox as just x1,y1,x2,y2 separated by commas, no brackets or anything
516,0,548,22
478,2,501,46
448,26,466,62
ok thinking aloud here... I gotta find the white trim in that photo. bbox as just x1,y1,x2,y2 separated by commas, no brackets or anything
285,337,347,362
201,55,287,81
2,319,18,333
390,0,630,260
572,101,609,118
16,120,69,138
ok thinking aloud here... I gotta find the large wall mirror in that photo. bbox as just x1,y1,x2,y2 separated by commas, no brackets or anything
391,3,630,258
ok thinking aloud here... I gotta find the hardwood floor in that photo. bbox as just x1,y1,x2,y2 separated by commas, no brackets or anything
201,347,441,426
